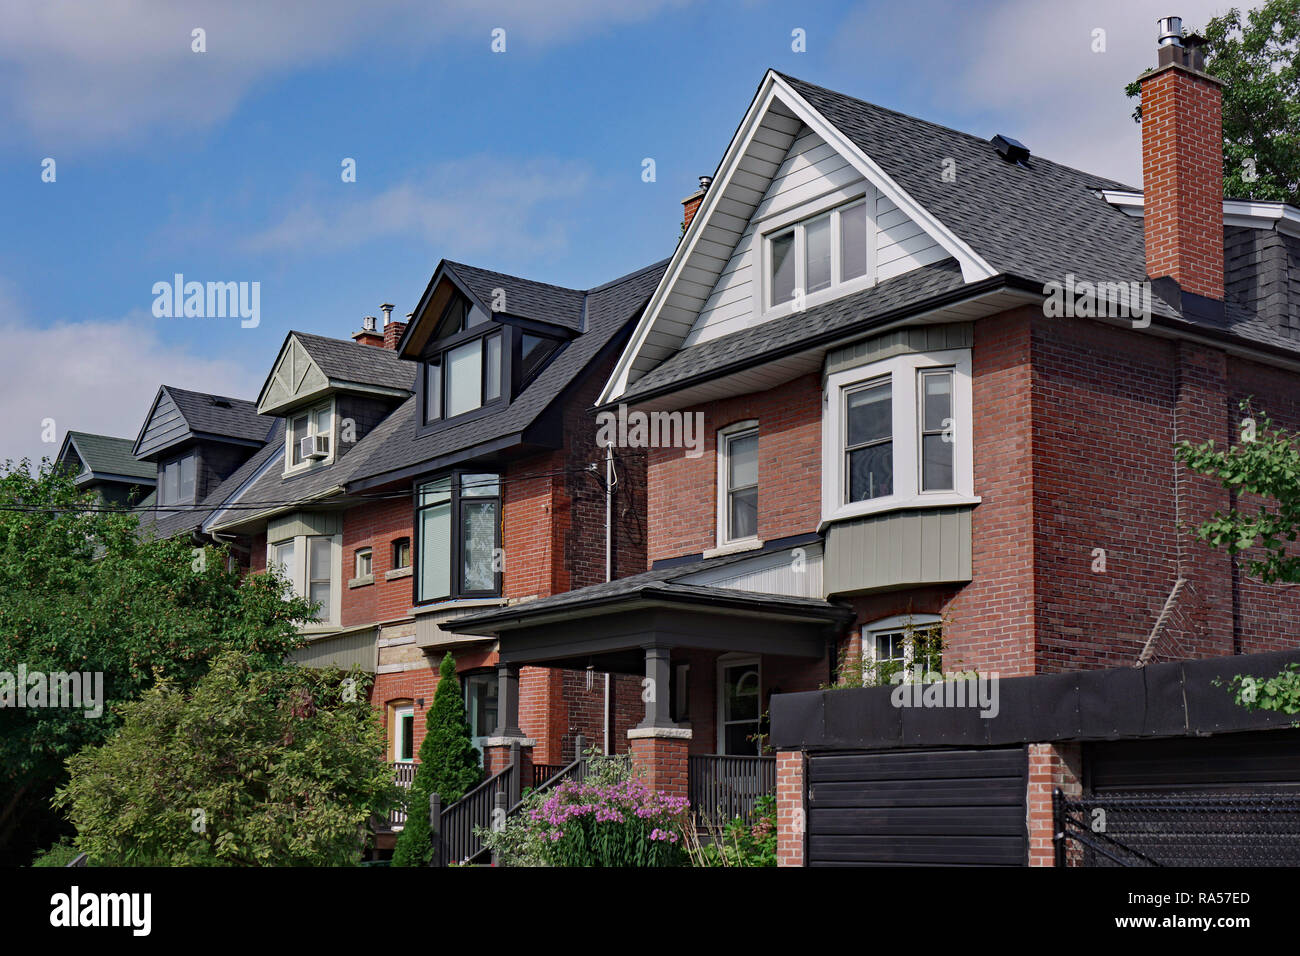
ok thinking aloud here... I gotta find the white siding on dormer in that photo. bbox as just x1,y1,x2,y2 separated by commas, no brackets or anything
682,126,944,348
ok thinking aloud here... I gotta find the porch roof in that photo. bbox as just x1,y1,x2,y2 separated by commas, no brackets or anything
444,551,853,671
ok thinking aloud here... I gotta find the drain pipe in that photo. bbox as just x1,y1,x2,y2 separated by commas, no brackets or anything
603,442,615,754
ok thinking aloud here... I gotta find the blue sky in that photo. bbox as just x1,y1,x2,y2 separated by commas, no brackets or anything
0,0,1249,464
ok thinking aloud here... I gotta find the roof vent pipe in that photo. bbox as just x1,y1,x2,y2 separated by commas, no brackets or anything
380,303,395,326
1157,16,1183,46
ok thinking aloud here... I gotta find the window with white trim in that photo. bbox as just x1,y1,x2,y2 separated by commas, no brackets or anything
766,198,870,310
862,614,943,685
286,400,334,473
354,547,372,578
717,422,759,546
391,703,415,763
822,348,975,523
266,533,340,625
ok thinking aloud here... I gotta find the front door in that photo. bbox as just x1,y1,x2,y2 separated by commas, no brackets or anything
717,657,761,755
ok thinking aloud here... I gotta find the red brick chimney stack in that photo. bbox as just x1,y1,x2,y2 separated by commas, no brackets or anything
382,307,409,351
681,175,712,233
351,315,385,348
1138,16,1224,300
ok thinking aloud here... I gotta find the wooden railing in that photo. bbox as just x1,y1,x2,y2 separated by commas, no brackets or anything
436,761,516,866
688,754,776,826
531,763,565,789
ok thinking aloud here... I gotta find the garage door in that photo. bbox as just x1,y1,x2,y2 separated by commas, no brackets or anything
806,746,1028,866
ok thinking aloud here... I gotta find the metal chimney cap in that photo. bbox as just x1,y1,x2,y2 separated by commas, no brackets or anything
362,315,378,332
699,175,713,191
1157,16,1183,46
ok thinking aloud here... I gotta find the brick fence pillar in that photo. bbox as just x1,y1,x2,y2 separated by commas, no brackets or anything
482,737,533,806
626,728,691,800
776,749,806,867
1027,742,1082,866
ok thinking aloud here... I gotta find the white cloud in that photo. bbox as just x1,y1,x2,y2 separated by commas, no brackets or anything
0,280,263,468
0,0,692,145
242,156,593,258
833,0,1262,185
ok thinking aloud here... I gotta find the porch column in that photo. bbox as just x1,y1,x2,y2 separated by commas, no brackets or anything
628,644,691,800
483,664,533,784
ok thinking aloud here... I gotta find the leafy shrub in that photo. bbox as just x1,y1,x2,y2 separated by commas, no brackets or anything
31,838,85,868
685,794,777,867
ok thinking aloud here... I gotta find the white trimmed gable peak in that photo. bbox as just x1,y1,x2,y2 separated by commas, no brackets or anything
600,70,995,405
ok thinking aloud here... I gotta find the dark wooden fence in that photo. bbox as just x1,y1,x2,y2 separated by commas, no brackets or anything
688,754,776,827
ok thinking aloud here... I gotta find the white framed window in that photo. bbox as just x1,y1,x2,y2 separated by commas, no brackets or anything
354,547,372,579
763,194,875,317
716,421,759,548
716,655,762,755
391,704,415,763
821,348,976,524
862,614,943,684
286,400,334,474
266,533,341,627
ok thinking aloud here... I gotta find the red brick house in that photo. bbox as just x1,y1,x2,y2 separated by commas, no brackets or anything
448,25,1300,866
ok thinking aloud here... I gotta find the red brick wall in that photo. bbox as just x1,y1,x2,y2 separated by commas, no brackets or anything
645,372,822,563
628,735,689,799
342,495,414,628
1140,66,1224,299
775,750,805,866
1027,743,1081,867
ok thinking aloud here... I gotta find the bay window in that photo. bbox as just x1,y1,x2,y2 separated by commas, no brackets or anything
416,472,501,603
267,533,340,625
822,348,975,523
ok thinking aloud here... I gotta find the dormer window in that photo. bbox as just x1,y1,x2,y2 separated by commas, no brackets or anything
158,451,196,505
287,400,333,474
421,294,506,427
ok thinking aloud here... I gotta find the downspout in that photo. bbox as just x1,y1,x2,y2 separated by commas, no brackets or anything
603,442,614,754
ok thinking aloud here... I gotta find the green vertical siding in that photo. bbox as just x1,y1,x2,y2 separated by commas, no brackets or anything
825,323,972,376
290,627,377,672
823,506,973,596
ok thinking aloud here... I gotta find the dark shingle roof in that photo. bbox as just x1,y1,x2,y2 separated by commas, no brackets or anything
445,261,587,332
446,547,851,633
620,259,973,404
779,73,1146,289
165,386,271,444
290,331,416,392
62,432,155,482
345,258,670,487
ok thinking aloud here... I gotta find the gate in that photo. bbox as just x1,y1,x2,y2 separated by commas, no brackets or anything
1053,789,1300,866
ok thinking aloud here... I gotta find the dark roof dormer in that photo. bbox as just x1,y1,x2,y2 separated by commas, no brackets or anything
56,430,156,506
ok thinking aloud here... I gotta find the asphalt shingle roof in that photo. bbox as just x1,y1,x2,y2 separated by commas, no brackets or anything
165,386,272,444
445,261,587,332
290,331,416,391
447,547,850,633
345,258,670,487
63,431,155,481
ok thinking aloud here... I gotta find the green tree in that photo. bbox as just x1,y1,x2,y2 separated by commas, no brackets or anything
55,651,397,865
0,459,314,864
1125,1,1300,206
392,652,482,866
1178,402,1300,716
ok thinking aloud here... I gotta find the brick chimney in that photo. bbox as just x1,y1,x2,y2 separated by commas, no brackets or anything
383,307,409,351
681,175,712,232
351,315,385,348
1138,16,1224,301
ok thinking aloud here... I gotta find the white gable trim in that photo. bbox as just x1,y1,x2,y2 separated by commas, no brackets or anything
599,71,996,406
